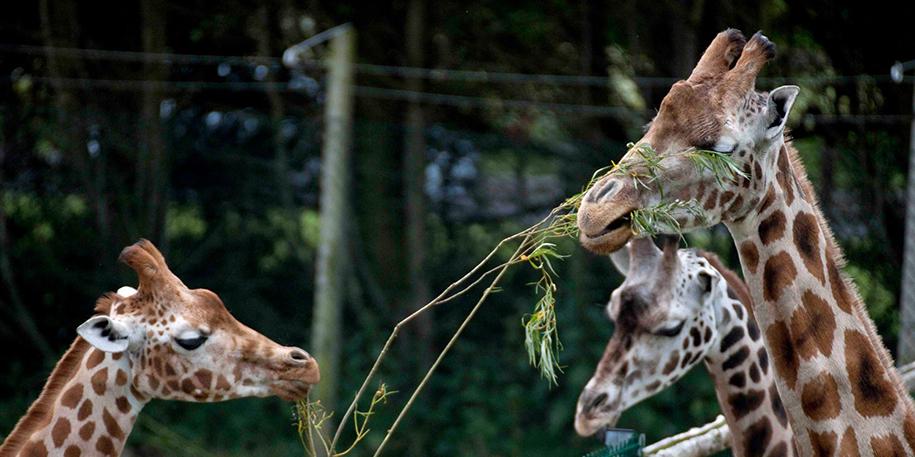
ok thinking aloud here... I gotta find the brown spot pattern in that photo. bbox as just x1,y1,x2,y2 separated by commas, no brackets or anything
79,421,95,441
662,353,680,375
115,369,127,386
77,399,93,421
740,241,760,274
742,417,772,457
95,436,116,457
845,330,897,417
91,367,108,395
839,427,861,457
64,445,81,457
728,389,765,420
758,210,787,245
86,349,105,369
870,434,907,457
21,440,48,457
705,189,719,210
790,290,836,359
61,384,83,408
759,186,776,213
800,372,841,421
809,430,837,457
769,383,788,427
51,417,71,447
905,412,915,450
776,150,795,205
766,320,799,389
826,257,854,314
102,407,125,440
793,212,825,283
763,252,797,303
116,396,131,414
195,369,213,388
768,442,788,457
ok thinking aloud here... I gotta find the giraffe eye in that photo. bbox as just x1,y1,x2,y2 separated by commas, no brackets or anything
175,335,208,351
700,139,737,154
655,321,685,337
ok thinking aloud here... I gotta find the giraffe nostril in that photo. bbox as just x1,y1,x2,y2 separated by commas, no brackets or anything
592,179,619,202
289,348,310,363
588,392,608,411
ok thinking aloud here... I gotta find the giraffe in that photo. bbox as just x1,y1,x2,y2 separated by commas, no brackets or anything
575,237,795,457
0,240,320,457
575,28,915,456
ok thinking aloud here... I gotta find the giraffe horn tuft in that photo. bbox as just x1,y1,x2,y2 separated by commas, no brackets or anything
687,28,746,82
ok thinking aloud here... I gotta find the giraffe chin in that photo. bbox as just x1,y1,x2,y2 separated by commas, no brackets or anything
574,411,620,437
578,223,633,255
270,380,315,401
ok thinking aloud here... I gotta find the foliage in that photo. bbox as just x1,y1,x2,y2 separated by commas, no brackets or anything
0,1,911,456
296,384,396,457
686,149,750,187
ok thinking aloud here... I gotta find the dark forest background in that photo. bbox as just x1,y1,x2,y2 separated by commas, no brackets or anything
1,1,914,455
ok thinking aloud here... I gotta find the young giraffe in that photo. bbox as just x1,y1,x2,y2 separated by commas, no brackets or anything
575,29,915,456
575,237,795,457
0,240,320,457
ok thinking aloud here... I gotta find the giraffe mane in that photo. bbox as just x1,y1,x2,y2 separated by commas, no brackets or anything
0,337,92,457
0,292,119,456
782,139,907,397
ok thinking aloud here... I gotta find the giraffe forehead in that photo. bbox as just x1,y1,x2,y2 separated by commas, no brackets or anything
649,82,726,148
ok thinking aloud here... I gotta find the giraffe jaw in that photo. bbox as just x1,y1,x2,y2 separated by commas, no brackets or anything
574,410,621,437
270,380,315,401
578,211,634,255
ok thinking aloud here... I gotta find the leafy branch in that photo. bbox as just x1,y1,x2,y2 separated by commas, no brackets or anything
630,199,707,238
311,140,742,456
685,148,748,187
521,242,566,384
296,384,396,457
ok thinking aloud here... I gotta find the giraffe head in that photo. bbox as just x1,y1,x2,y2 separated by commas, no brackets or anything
577,29,799,254
574,237,727,436
75,239,320,403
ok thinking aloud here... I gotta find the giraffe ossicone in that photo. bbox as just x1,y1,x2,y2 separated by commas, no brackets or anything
1,239,320,457
575,237,795,457
577,29,915,456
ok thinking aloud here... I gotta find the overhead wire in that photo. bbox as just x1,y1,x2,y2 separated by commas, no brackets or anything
1,43,912,120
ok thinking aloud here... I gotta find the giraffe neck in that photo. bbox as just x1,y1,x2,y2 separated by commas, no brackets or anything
0,337,147,457
726,141,915,457
700,281,794,457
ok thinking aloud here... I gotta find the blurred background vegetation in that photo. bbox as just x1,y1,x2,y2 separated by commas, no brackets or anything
1,0,913,455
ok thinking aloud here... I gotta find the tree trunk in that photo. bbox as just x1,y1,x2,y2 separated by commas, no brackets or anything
310,26,355,420
403,0,432,371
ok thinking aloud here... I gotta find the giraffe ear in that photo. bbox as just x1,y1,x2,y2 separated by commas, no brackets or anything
77,315,131,353
766,85,799,140
117,286,138,297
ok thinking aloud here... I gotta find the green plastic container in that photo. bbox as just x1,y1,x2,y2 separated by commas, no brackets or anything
582,428,645,457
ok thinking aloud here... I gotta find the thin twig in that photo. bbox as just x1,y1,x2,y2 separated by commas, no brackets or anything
328,226,538,451
371,233,533,456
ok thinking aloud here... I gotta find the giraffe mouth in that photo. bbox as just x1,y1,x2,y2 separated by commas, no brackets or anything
579,211,635,254
271,380,314,401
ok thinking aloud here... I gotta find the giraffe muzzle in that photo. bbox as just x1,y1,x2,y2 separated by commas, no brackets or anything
577,208,635,255
575,387,622,437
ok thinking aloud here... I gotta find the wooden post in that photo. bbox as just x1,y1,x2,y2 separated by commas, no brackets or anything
310,25,355,416
898,71,915,364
